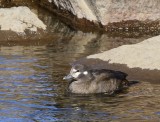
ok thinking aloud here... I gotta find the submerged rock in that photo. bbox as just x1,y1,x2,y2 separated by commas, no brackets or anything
0,6,46,33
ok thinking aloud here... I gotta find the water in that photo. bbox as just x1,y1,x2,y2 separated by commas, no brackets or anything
0,6,160,122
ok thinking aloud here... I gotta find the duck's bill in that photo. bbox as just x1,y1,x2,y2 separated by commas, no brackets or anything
63,74,74,81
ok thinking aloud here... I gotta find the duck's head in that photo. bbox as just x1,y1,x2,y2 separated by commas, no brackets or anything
63,64,91,81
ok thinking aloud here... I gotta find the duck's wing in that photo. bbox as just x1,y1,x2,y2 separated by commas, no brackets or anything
114,71,129,85
91,69,128,94
91,69,115,81
91,69,128,81
114,71,128,80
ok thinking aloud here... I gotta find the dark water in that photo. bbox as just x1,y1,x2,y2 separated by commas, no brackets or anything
0,6,160,122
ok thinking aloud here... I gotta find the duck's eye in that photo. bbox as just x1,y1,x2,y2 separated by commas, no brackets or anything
76,70,80,72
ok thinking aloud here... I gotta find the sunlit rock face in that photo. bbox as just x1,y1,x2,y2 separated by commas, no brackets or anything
47,0,160,25
40,0,160,31
52,0,97,22
88,35,160,70
0,6,46,33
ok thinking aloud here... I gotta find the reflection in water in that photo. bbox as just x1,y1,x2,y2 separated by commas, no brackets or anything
0,5,160,122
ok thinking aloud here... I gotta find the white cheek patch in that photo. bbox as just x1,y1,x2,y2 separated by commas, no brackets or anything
70,68,77,74
83,71,88,75
72,68,77,72
72,72,81,78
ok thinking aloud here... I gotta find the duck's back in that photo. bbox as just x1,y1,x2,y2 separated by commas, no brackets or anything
91,69,127,79
90,69,128,94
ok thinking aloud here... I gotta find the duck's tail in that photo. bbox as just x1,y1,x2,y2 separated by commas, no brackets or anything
123,79,139,86
123,79,129,86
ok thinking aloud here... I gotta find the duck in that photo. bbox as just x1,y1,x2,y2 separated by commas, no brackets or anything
63,64,129,94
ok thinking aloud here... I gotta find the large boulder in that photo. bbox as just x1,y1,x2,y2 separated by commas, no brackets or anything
40,0,160,32
88,35,160,70
51,0,160,25
0,6,46,33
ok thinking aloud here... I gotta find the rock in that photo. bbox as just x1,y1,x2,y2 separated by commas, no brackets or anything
47,0,160,25
0,6,46,33
87,35,160,70
52,0,97,22
40,0,160,32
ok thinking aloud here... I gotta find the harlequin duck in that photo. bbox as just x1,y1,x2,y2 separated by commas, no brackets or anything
63,64,129,94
